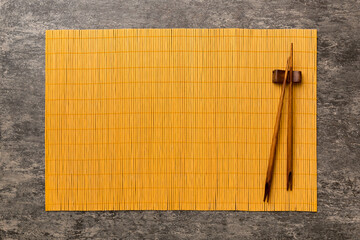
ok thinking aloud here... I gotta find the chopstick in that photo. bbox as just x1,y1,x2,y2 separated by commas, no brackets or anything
264,45,293,202
287,43,294,191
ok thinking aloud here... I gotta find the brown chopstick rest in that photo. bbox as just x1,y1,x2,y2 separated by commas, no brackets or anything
272,70,301,84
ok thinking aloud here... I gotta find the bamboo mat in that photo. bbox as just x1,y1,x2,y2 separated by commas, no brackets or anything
45,29,317,211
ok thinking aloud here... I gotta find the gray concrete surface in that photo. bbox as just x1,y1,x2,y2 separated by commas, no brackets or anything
1,0,359,239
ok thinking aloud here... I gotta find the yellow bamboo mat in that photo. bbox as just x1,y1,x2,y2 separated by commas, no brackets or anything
45,29,317,211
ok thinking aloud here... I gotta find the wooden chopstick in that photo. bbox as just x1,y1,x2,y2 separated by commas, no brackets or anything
287,43,294,191
263,46,292,202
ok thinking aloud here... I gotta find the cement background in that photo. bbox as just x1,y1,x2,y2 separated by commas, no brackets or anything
1,0,359,239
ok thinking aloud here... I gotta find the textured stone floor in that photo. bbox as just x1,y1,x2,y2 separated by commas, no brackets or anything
1,0,359,239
